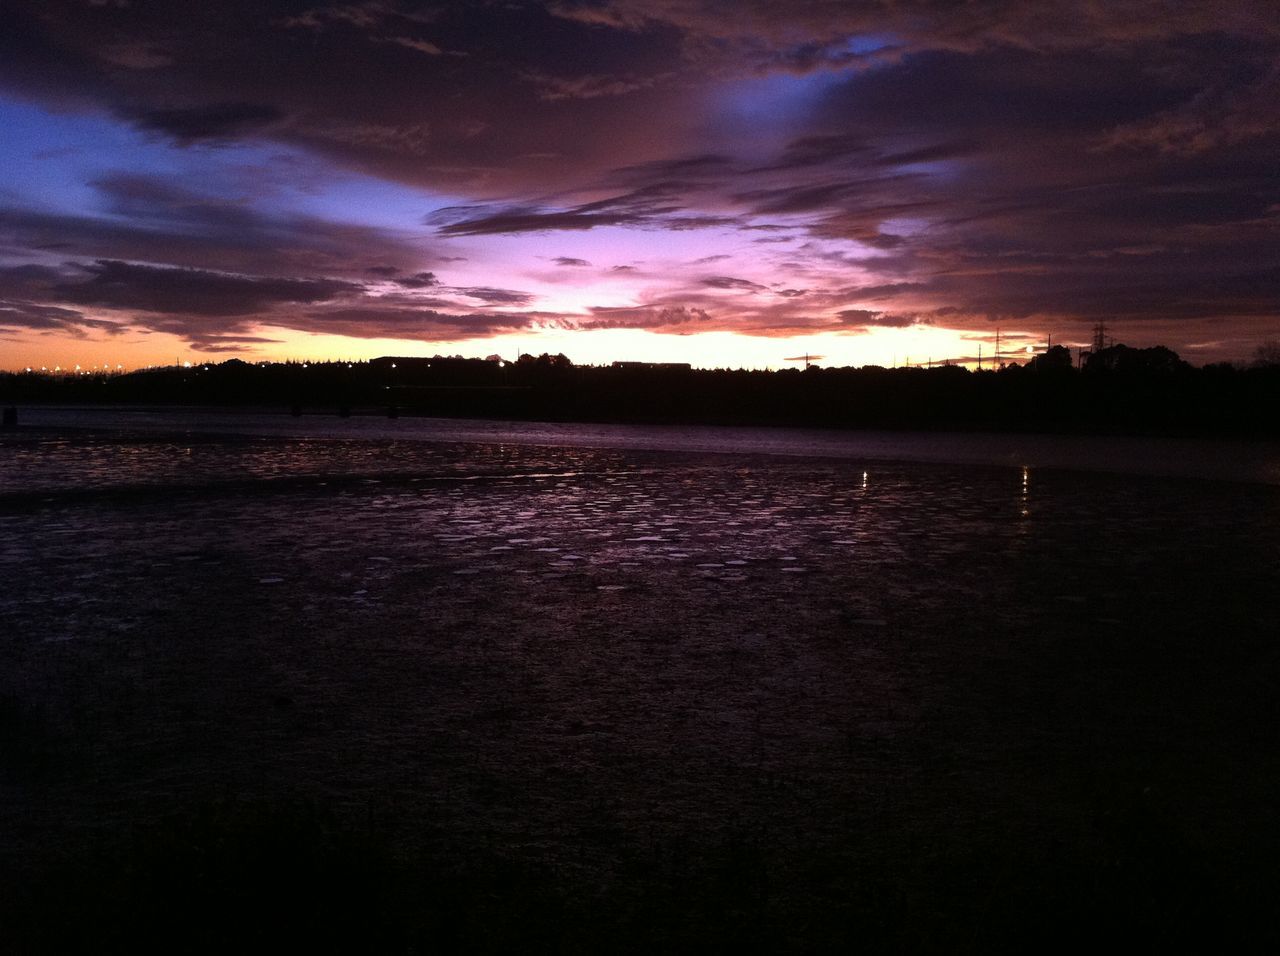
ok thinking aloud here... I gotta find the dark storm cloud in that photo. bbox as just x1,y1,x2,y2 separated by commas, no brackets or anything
125,102,285,144
57,260,360,317
549,1,1278,58
428,180,739,235
433,206,645,236
453,286,535,305
841,283,927,301
394,272,439,288
5,3,1277,191
0,300,101,333
0,174,432,279
0,263,62,293
751,36,1280,335
150,326,286,354
297,306,532,341
837,309,921,329
190,334,282,346
520,69,667,101
702,276,765,291
1,0,1278,356
0,263,121,335
577,304,711,331
0,0,696,194
874,141,980,167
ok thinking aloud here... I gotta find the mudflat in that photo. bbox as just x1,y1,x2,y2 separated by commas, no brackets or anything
2,426,1278,950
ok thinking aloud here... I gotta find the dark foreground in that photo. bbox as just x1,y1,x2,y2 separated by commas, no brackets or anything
1,429,1278,952
6,347,1280,437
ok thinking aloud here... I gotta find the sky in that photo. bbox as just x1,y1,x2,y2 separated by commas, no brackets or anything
1,0,1277,371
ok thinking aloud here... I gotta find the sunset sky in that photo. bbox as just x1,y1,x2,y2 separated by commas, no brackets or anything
2,0,1277,370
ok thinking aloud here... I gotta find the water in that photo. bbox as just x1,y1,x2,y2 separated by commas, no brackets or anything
2,410,1279,944
9,405,1280,487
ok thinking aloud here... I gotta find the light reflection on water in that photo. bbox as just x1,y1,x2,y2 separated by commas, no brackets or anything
1,432,1270,609
2,410,1279,882
8,406,1280,485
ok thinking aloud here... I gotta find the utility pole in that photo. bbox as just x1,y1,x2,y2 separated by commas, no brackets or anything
1092,321,1107,355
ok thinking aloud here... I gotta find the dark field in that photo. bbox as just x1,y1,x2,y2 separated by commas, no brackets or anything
2,426,1279,951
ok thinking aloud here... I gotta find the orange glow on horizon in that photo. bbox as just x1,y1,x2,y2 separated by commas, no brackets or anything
1,323,1055,372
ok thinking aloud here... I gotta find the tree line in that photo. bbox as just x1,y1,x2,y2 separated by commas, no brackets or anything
3,343,1279,437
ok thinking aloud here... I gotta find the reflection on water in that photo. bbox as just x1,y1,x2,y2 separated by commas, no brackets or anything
2,428,1273,661
9,406,1280,485
1,414,1279,926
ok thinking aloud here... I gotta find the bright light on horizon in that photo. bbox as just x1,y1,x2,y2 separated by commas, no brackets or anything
0,325,1042,372
2,323,1252,373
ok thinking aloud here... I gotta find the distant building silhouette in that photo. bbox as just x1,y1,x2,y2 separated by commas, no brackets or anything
611,361,693,371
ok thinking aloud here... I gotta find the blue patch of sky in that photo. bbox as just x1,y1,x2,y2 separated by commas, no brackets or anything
0,95,157,213
0,94,462,236
713,34,897,148
841,33,898,56
260,165,461,233
722,70,843,128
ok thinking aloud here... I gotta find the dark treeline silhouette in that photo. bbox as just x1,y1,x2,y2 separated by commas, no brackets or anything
4,344,1280,436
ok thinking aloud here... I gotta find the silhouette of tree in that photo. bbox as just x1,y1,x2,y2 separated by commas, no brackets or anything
1027,345,1073,372
1252,341,1280,368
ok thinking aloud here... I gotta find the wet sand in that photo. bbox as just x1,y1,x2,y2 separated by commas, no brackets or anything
2,430,1279,950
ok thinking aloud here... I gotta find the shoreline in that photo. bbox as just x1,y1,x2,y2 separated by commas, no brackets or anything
6,405,1280,487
